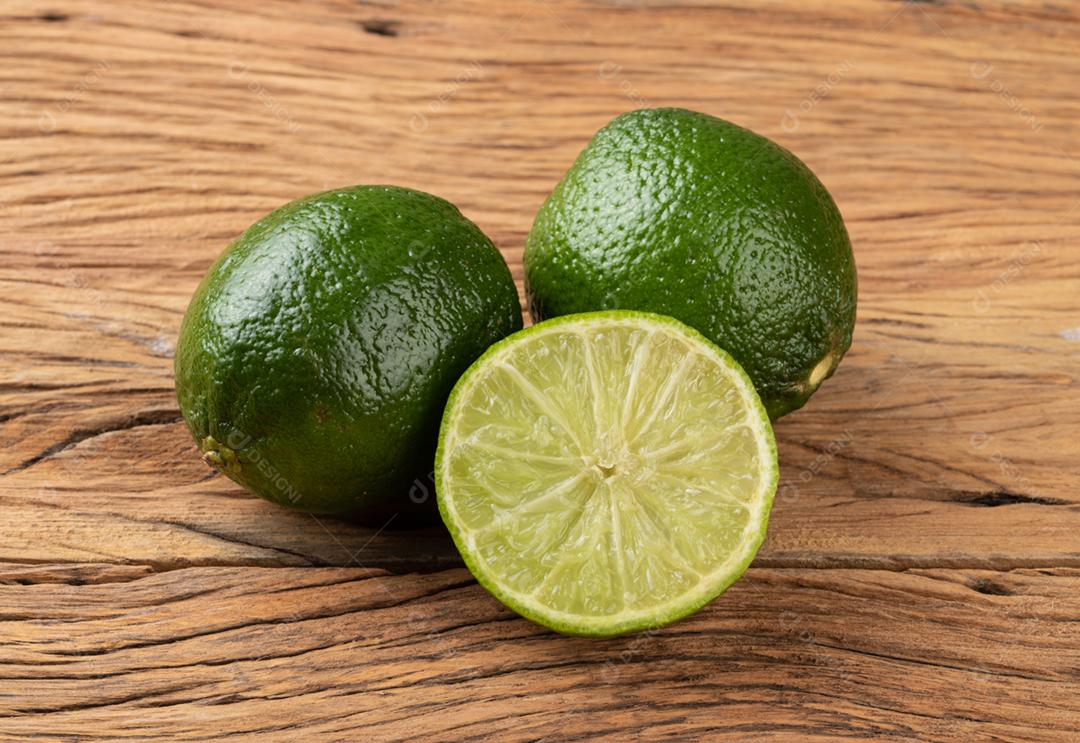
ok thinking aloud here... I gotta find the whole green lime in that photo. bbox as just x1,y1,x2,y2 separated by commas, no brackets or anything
524,108,857,418
175,186,522,514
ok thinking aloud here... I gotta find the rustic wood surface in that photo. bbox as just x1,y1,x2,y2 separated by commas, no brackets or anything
2,0,1078,739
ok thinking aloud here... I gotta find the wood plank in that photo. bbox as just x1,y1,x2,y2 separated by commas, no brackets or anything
0,565,1076,740
1,410,1079,571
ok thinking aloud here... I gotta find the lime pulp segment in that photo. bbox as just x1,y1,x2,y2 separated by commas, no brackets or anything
436,311,778,636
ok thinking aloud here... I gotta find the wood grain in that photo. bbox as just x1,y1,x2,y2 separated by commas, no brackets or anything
1,0,1078,739
1,565,1078,741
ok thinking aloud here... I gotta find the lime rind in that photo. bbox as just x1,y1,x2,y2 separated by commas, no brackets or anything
436,310,778,637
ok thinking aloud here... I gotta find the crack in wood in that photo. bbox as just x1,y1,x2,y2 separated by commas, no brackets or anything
956,490,1071,508
359,19,400,37
1,409,183,476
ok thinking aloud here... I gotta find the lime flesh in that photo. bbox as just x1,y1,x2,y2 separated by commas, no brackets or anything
436,311,778,636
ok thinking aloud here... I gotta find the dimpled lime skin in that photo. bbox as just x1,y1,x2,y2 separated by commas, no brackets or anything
175,186,522,514
525,108,857,419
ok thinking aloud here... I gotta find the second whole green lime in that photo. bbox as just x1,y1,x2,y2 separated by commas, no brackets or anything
524,108,857,418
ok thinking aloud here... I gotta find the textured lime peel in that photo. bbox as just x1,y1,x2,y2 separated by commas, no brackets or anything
436,311,778,636
524,108,858,419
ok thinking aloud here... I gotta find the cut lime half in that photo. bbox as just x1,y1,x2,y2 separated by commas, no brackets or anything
436,311,778,636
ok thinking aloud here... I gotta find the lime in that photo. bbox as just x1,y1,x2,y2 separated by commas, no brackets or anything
175,185,522,514
436,311,777,636
525,108,857,419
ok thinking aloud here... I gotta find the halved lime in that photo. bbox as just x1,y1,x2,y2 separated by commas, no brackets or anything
436,311,778,636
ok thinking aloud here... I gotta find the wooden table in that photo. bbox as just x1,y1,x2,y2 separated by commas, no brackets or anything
3,0,1078,739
